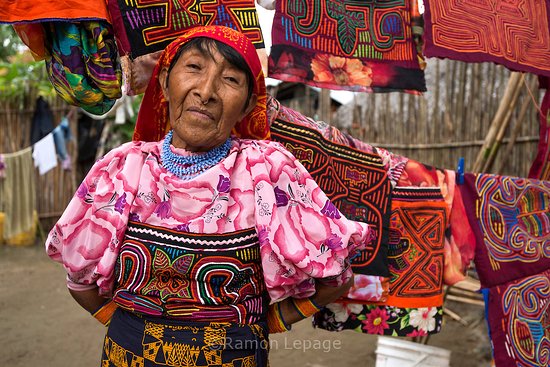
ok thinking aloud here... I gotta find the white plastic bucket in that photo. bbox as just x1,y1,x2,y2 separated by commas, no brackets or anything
375,336,451,367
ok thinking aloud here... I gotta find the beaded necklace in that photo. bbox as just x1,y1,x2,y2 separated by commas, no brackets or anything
161,130,231,180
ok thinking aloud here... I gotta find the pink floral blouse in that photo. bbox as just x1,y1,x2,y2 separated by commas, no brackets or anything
46,139,371,302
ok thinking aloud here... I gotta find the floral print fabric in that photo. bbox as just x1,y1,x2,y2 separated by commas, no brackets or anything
46,139,371,302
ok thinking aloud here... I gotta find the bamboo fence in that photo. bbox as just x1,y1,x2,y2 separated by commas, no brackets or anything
0,92,77,232
333,59,542,177
0,59,544,231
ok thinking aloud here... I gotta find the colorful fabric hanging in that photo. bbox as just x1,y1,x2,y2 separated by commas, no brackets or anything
528,87,550,180
0,148,36,240
398,159,476,285
32,133,58,175
44,21,122,115
0,0,110,24
268,0,426,93
269,102,392,277
423,0,550,77
459,173,550,289
314,186,448,336
106,0,266,95
482,270,550,367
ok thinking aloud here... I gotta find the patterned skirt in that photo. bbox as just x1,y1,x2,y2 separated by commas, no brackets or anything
101,309,269,367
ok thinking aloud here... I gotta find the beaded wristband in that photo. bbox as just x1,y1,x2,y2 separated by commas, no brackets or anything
290,297,322,318
92,300,117,326
267,302,291,333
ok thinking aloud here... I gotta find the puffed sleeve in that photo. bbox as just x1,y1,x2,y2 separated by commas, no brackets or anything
45,142,146,296
247,141,372,303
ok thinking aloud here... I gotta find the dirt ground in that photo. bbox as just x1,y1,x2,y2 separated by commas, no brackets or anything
0,243,493,367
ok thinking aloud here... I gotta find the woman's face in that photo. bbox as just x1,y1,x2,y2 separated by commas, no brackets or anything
160,44,257,152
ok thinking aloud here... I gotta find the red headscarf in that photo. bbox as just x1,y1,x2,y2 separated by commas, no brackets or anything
134,25,269,142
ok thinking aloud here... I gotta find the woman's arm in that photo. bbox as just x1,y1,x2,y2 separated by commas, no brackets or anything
278,274,354,326
68,287,110,314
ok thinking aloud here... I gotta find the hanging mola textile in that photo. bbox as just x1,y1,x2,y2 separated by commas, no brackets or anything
314,159,476,337
268,0,426,93
459,172,550,367
106,0,267,95
423,0,550,77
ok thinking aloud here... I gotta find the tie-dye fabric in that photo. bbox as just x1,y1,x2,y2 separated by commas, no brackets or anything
44,21,122,115
45,139,371,302
423,0,550,77
268,0,426,93
482,270,550,367
459,173,550,289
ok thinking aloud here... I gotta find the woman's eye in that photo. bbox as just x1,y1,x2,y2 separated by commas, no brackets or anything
225,76,239,84
187,63,200,70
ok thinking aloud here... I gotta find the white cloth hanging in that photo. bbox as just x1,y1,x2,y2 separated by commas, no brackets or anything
32,133,57,175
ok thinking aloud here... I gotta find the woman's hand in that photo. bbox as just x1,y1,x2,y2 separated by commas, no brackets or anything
277,274,354,327
68,287,110,314
310,274,354,307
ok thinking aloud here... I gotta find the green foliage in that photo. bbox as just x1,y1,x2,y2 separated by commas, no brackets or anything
0,25,22,62
0,56,55,101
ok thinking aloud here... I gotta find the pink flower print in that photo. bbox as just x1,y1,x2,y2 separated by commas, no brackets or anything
257,226,270,245
155,200,172,219
114,193,127,214
274,186,289,207
362,307,389,335
76,183,88,199
406,329,427,337
321,200,341,219
217,175,231,193
128,213,140,222
409,307,437,332
176,223,190,232
325,233,343,250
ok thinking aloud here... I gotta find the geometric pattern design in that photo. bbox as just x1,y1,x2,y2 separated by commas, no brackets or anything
270,117,392,276
268,0,426,92
423,0,550,76
101,311,268,367
109,0,264,58
459,172,550,288
113,222,267,324
484,270,550,367
384,187,447,308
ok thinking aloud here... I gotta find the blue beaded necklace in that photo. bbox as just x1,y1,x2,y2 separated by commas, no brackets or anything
161,130,231,180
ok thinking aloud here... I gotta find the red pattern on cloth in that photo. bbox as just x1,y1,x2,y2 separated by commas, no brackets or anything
423,0,550,77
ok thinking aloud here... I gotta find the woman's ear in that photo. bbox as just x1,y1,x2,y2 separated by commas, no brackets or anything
159,67,170,102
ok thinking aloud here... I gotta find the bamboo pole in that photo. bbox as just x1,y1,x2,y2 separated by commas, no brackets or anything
472,72,523,173
495,76,538,173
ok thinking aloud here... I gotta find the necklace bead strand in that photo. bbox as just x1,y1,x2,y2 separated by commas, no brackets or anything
161,130,231,180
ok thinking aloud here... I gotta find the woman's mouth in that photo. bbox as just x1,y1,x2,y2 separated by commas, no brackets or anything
187,106,214,120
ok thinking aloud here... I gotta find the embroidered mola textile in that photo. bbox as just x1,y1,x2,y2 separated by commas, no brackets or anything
528,87,550,180
423,0,550,77
268,0,426,93
106,0,266,94
314,186,448,336
482,270,550,367
268,99,393,277
459,173,550,289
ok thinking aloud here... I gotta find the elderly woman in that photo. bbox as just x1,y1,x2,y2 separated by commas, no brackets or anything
46,26,371,366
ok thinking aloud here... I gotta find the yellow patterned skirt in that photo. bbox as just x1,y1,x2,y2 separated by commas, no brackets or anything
101,309,269,367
